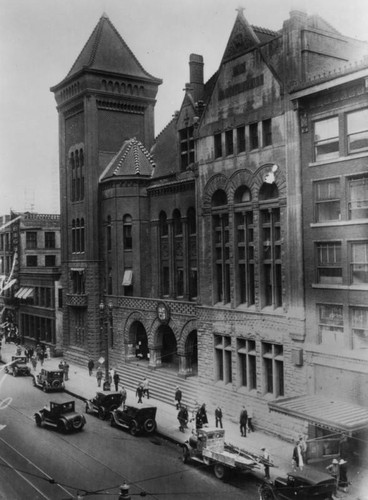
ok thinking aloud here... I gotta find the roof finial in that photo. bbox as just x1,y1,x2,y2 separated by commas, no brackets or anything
101,12,108,19
236,6,245,15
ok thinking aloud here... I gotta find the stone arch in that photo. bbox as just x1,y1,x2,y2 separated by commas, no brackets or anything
228,169,254,204
178,319,197,352
253,163,286,200
202,173,229,210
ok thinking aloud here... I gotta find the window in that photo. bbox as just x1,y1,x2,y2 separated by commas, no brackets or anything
122,268,133,296
26,232,37,249
189,268,197,299
351,307,368,349
314,179,340,222
316,242,342,284
173,209,183,297
71,270,85,294
314,117,339,161
45,255,56,267
225,129,234,156
214,133,222,158
58,288,63,309
237,126,246,153
262,119,272,147
249,123,258,150
347,109,368,154
108,268,112,295
348,176,368,219
350,241,368,284
70,148,84,202
318,304,344,346
212,190,230,304
214,335,232,384
107,216,112,252
45,232,56,249
159,212,169,296
237,339,256,389
26,255,37,267
262,343,284,397
72,218,85,253
162,266,170,296
176,268,184,296
179,126,195,170
123,215,132,250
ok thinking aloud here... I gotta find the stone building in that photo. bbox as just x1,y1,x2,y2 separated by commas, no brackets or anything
51,9,368,442
0,212,61,351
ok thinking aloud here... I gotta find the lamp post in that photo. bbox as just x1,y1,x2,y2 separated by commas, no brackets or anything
99,300,113,391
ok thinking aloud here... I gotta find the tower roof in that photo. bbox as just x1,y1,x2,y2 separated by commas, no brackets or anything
100,138,155,180
62,14,161,84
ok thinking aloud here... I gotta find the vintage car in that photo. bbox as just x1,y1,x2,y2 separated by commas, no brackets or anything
110,403,157,435
33,368,65,392
5,356,31,376
34,401,86,433
85,392,124,420
259,467,336,500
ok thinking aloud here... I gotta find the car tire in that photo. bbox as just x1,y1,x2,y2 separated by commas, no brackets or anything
52,380,61,389
213,463,229,481
143,418,156,434
98,408,106,420
182,446,190,464
35,414,42,427
72,417,84,431
129,421,138,436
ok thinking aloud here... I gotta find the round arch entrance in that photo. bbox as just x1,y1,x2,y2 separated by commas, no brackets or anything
129,320,149,360
185,330,198,375
158,325,178,368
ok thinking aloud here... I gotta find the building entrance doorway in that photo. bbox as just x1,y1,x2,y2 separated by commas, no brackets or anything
158,325,177,367
130,320,149,360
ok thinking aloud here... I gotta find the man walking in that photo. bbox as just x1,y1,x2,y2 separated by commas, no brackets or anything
175,386,182,409
113,371,120,392
136,383,144,403
261,447,271,480
96,367,103,387
240,406,248,437
88,359,94,376
142,377,150,398
120,386,127,406
215,406,223,428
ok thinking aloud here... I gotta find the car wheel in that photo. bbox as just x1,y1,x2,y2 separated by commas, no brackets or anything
129,421,138,436
57,421,65,433
98,408,106,420
52,380,61,389
213,463,229,481
72,416,84,431
182,446,190,464
35,414,42,427
143,418,156,434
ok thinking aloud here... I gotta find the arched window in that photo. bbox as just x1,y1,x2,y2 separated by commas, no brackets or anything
259,182,282,308
211,189,230,304
123,214,132,250
76,218,80,253
75,150,80,201
80,218,85,253
173,209,182,236
159,211,168,237
234,186,254,306
172,210,183,296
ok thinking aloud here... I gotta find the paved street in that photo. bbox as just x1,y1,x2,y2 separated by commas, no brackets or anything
0,371,261,500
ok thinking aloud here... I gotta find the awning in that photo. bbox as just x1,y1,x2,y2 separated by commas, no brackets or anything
14,287,34,300
122,269,133,286
269,395,368,435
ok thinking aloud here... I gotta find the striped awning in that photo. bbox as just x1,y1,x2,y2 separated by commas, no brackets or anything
14,287,34,300
269,395,368,435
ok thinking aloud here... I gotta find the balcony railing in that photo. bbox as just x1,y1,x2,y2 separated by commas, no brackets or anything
66,293,88,307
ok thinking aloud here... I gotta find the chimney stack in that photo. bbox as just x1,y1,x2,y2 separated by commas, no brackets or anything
189,54,204,103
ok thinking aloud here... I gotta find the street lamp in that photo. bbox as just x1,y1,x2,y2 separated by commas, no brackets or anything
99,300,113,391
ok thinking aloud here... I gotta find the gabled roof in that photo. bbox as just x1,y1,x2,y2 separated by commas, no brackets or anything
65,13,161,83
100,138,155,180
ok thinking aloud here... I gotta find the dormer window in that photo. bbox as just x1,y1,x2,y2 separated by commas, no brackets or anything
179,126,194,170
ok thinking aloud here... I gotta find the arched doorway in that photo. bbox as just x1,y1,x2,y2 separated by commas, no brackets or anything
130,320,149,360
185,330,198,375
158,325,178,367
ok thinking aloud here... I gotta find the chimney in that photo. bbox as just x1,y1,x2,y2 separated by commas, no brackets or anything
189,54,204,103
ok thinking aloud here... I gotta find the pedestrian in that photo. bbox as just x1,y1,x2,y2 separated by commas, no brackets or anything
136,383,144,403
58,360,64,370
113,371,120,392
292,441,304,471
215,406,223,428
326,458,340,495
298,435,307,464
109,368,115,385
16,345,22,356
88,359,94,376
63,361,69,380
247,407,254,432
96,367,103,387
178,405,188,432
196,403,208,430
142,377,150,398
175,386,182,409
120,386,127,406
240,406,248,437
31,354,38,371
261,447,271,480
39,350,44,366
338,459,349,492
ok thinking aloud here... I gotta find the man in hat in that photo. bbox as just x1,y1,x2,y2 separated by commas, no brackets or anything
326,458,339,494
175,386,182,410
338,459,349,492
261,447,271,480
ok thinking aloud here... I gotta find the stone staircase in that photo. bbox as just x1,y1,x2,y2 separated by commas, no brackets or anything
115,360,200,411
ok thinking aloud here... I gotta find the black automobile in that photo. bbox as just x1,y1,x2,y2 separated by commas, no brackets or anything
5,356,31,376
33,368,65,392
110,403,157,435
259,467,335,500
85,392,124,420
34,401,86,433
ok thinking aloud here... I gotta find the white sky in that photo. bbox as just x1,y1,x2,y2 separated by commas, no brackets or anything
0,0,367,215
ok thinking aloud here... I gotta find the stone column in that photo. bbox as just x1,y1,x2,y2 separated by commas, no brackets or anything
178,353,192,378
148,346,162,369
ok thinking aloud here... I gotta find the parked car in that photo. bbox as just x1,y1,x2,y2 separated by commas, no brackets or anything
85,392,124,420
259,467,335,500
34,401,86,433
33,368,65,392
5,356,31,376
110,403,157,435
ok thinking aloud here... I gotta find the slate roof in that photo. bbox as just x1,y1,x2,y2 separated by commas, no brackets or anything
100,138,155,180
65,13,161,84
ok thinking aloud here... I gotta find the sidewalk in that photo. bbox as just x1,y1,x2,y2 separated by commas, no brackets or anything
1,343,367,499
